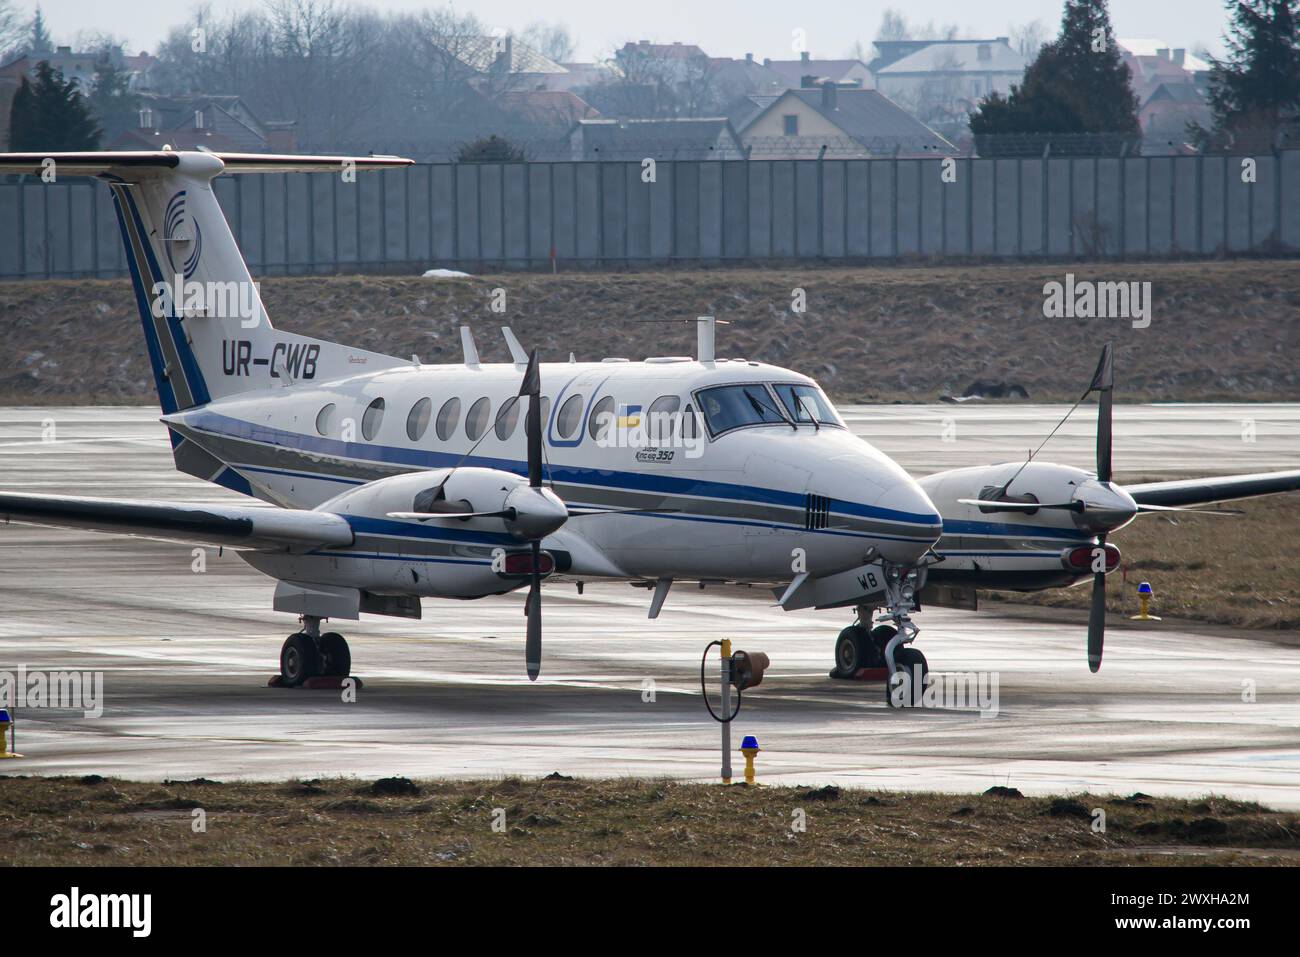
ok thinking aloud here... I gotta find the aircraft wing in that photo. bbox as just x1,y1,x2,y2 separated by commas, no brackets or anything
1123,469,1300,508
0,492,353,552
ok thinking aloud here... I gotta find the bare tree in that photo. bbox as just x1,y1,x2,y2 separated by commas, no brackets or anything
586,43,720,118
0,0,27,59
521,21,575,63
876,9,912,43
1009,20,1047,60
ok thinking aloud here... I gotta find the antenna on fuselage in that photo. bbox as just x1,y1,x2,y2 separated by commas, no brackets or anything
697,316,716,363
460,326,480,368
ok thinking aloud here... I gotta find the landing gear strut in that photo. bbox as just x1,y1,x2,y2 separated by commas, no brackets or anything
277,615,353,687
832,562,929,708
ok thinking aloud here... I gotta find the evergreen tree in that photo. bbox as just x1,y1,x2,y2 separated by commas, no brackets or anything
87,56,139,141
1202,0,1300,143
8,61,102,150
970,0,1140,150
28,4,52,54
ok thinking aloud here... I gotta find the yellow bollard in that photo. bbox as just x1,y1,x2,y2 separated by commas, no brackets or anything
1130,581,1162,621
740,735,760,785
0,709,22,759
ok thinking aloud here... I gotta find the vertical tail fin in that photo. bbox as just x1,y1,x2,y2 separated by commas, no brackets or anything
1,151,413,414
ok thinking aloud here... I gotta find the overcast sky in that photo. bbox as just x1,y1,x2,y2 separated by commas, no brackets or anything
28,0,1230,61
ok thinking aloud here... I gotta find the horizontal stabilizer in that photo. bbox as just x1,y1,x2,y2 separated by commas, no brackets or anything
0,151,412,177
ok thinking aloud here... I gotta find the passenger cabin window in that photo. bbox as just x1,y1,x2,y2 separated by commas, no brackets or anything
406,397,432,441
646,395,680,443
696,384,787,436
465,397,491,441
361,397,385,441
525,397,551,437
773,383,843,428
495,396,520,440
435,397,461,441
316,403,336,436
556,394,584,439
589,395,616,442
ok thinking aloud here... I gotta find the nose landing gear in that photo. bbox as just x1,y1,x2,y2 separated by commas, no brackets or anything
273,615,355,688
831,562,929,708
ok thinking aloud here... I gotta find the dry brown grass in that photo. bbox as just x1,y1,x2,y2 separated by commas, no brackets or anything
992,489,1300,631
2,260,1297,404
1,775,1297,866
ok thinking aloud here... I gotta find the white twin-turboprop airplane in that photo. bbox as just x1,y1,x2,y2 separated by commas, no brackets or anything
2,150,1298,705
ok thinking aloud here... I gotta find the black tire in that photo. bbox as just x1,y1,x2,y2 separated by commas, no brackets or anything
280,632,321,687
318,632,351,677
887,646,929,708
869,625,897,666
834,626,870,675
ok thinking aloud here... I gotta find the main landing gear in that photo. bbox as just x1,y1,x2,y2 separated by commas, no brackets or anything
275,615,354,688
831,562,929,708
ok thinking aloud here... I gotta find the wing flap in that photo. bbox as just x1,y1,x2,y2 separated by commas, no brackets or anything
1124,469,1300,508
0,492,353,551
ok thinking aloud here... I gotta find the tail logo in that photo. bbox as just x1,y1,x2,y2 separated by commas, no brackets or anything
164,191,203,280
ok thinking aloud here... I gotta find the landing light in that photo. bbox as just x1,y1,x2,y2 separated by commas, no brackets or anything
1062,543,1121,572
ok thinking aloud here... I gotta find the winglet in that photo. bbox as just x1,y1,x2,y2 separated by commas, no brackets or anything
501,327,529,365
460,326,480,368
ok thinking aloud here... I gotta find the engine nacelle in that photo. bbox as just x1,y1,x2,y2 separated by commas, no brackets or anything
318,467,566,541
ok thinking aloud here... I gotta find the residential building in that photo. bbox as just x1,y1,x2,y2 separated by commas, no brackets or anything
568,116,745,160
733,81,956,158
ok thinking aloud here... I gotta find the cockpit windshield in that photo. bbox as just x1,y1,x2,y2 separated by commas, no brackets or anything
773,383,844,428
696,384,790,435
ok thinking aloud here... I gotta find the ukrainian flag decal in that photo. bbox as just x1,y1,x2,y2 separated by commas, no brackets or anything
617,404,642,428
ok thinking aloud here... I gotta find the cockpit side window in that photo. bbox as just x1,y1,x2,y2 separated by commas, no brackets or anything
773,383,844,428
695,384,789,437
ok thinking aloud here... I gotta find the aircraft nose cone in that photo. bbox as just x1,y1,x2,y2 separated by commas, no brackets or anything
506,485,568,540
874,479,943,563
1073,480,1138,534
876,479,943,532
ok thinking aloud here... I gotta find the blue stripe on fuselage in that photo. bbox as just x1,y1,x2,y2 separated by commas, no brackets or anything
180,410,943,531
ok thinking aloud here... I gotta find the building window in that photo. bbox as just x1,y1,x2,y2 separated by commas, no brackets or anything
783,114,799,136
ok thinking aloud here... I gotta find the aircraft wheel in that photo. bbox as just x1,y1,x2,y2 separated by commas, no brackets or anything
280,632,320,687
319,632,351,678
869,625,897,662
886,647,928,709
834,626,871,675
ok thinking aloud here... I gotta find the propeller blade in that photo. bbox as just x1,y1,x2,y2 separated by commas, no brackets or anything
1089,343,1114,484
520,349,542,488
956,499,1080,512
565,505,681,517
526,540,542,680
1087,533,1107,673
387,509,515,522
